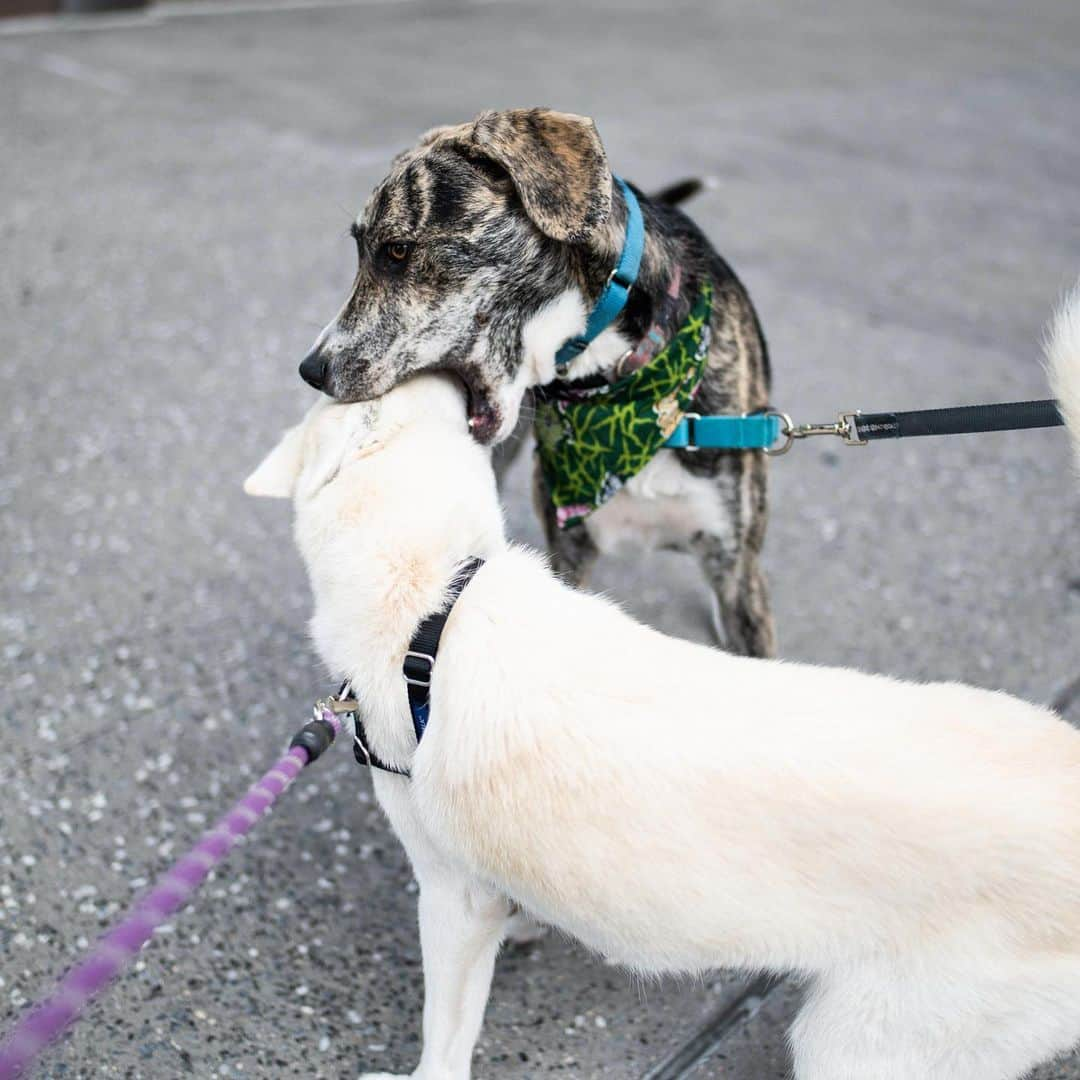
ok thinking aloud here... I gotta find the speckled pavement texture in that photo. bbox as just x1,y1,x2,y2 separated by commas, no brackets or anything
2,0,1079,1076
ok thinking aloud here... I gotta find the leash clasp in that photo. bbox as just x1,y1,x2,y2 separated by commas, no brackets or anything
313,686,362,756
317,681,360,717
326,695,360,714
765,410,867,455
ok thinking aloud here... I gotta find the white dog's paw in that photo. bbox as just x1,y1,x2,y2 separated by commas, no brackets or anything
358,1073,411,1079
504,909,548,945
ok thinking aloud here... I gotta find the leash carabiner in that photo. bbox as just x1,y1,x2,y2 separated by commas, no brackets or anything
764,410,867,456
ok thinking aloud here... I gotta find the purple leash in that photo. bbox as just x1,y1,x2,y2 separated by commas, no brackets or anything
0,695,354,1079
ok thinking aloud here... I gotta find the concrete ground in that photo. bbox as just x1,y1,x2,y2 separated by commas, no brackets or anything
2,0,1079,1076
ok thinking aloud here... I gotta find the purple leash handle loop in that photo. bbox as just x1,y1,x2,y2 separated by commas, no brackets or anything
0,702,347,1079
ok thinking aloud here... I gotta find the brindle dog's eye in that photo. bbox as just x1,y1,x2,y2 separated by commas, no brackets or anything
384,241,412,263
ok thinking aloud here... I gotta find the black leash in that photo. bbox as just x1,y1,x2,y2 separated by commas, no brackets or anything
852,399,1063,442
769,398,1064,454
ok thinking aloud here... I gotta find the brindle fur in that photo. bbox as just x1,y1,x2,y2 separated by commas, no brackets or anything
536,190,774,657
302,109,775,657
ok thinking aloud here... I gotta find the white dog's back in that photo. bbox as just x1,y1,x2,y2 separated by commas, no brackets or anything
416,284,1080,1078
418,546,1080,977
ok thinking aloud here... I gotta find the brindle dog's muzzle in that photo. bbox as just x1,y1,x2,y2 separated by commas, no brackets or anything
298,346,329,391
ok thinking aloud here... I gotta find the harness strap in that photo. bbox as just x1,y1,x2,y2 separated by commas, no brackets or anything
403,557,485,742
334,680,410,775
554,176,645,377
349,559,485,777
351,713,412,776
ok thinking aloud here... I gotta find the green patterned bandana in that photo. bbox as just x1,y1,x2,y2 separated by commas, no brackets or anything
535,281,713,529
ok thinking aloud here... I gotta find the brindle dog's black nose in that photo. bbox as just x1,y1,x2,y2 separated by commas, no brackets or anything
299,348,328,391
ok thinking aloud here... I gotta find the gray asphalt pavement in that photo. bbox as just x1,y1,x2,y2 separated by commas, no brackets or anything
2,0,1079,1076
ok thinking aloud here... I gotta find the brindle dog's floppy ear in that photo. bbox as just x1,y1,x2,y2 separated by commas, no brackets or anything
417,123,461,147
391,122,466,168
468,109,612,244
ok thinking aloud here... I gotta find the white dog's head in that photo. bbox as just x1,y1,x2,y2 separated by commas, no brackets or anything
244,373,505,571
246,374,506,742
244,393,381,505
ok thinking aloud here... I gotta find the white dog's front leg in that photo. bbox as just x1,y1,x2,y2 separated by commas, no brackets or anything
360,779,509,1080
360,866,509,1080
411,873,510,1080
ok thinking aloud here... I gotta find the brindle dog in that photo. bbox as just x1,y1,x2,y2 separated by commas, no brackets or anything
299,109,774,657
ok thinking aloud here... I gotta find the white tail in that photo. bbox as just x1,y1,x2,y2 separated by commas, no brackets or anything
1045,279,1080,473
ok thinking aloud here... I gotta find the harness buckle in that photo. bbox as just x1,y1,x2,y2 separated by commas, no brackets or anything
403,651,435,687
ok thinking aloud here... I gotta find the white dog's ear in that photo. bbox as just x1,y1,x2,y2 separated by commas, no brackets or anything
244,422,305,498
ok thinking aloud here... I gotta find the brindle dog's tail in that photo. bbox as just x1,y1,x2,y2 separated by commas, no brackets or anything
650,177,715,207
1046,278,1080,475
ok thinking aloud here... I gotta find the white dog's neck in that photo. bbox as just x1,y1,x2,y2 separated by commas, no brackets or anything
301,424,507,769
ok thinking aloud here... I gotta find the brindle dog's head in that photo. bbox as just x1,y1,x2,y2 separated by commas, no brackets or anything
299,109,615,443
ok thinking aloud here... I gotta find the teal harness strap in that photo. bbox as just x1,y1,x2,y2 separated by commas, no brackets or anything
664,412,781,450
554,176,645,377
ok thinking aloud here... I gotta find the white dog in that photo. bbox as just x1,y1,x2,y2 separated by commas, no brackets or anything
246,288,1080,1080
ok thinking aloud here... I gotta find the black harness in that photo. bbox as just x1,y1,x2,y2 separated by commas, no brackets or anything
350,557,485,778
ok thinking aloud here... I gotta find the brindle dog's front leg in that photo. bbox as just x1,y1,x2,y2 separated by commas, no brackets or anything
491,392,534,491
689,448,775,658
532,458,601,588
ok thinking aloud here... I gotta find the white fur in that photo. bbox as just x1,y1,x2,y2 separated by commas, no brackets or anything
1047,280,1080,472
509,286,639,449
245,290,1080,1080
585,450,737,555
519,286,636,389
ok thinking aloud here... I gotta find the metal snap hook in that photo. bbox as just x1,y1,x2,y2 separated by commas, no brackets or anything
764,410,866,454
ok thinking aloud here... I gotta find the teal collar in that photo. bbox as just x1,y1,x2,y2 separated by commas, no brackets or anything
664,413,781,451
554,176,645,377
